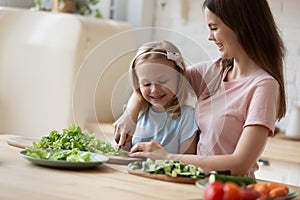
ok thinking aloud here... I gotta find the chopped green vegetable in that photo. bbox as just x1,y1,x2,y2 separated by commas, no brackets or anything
32,124,127,156
66,151,91,162
128,161,143,170
208,173,256,186
128,158,206,179
25,148,91,162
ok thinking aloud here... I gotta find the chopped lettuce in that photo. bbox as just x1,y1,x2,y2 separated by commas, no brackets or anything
25,148,91,162
32,124,127,156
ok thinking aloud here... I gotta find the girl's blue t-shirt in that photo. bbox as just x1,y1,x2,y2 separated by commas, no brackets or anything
132,105,198,153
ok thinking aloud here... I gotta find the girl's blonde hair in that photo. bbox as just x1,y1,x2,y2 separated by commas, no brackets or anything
130,40,187,119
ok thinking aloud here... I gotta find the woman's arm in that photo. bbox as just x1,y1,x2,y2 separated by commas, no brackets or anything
179,131,198,154
131,125,268,176
113,92,141,147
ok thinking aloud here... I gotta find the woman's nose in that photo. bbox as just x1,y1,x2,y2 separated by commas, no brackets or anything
208,31,214,41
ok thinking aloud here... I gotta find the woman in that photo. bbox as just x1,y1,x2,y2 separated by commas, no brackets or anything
114,0,286,178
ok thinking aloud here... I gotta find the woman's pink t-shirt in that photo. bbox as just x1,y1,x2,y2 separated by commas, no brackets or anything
186,58,280,177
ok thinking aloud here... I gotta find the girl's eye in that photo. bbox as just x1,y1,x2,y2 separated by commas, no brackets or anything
210,27,217,31
158,80,167,85
141,83,151,87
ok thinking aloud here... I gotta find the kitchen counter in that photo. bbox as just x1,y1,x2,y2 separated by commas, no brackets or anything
0,134,202,200
261,133,300,164
1,133,300,200
255,133,300,186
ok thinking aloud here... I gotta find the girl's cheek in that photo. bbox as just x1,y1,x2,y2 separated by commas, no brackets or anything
140,88,149,97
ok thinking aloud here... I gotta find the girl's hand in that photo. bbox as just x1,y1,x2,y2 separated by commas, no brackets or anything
113,93,141,148
113,112,136,147
130,140,170,160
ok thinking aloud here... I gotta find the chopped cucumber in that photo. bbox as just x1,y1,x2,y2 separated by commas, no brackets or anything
208,173,256,186
128,161,142,170
128,159,206,179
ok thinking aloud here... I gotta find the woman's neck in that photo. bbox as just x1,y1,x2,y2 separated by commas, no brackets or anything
225,56,261,82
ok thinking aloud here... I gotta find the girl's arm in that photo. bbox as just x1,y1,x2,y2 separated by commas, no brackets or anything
131,125,268,176
113,92,141,147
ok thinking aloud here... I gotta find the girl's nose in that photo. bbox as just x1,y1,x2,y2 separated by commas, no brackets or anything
150,83,160,92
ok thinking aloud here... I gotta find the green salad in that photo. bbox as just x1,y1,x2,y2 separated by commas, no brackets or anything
128,159,206,179
26,124,127,161
25,148,91,162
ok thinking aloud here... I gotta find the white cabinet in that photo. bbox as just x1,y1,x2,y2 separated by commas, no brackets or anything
255,159,300,186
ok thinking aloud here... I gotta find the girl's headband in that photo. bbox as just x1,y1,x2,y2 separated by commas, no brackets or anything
133,50,184,70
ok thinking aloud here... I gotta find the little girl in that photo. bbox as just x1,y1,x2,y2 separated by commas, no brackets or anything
129,40,198,154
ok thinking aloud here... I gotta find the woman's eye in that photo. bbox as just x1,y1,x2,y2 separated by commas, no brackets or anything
208,25,217,31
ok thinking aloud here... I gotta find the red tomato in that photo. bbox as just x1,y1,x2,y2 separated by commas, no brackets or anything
203,181,224,200
240,189,261,200
223,182,242,200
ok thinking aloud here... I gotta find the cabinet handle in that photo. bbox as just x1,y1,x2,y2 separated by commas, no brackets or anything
258,158,270,166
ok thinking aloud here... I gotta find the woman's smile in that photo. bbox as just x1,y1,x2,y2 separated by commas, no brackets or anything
216,42,224,51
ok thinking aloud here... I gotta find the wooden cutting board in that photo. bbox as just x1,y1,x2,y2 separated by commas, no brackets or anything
107,156,143,165
127,169,200,184
7,136,39,149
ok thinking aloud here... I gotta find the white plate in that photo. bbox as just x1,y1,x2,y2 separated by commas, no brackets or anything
20,150,109,169
10,137,142,165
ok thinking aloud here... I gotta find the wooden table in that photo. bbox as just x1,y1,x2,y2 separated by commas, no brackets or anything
0,134,202,200
1,134,300,200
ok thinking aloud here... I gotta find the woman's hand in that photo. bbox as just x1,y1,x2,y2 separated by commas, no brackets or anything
130,140,171,160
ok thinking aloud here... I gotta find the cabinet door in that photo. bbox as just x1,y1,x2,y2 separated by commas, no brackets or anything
255,159,300,186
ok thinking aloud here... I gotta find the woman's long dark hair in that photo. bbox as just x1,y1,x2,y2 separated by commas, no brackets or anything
203,0,286,120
